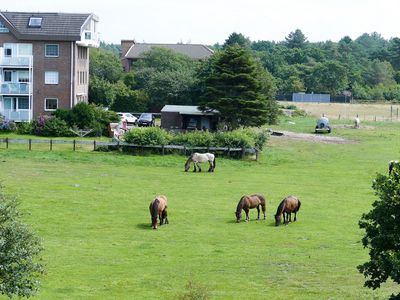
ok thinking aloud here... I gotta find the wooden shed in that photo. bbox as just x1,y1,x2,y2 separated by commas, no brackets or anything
160,105,219,131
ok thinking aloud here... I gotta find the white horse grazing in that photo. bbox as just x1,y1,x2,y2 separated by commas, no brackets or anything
354,116,360,129
184,152,215,172
389,160,399,175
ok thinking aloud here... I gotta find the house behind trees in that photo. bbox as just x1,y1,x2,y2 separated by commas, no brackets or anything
0,11,99,122
120,40,213,71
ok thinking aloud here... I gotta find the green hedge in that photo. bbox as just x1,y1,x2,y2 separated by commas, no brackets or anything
123,127,269,149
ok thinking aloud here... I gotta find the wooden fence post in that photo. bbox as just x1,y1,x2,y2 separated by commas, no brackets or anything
162,145,165,155
6,137,8,149
93,140,96,151
29,139,32,151
241,147,245,159
73,140,76,151
255,148,259,161
50,139,53,151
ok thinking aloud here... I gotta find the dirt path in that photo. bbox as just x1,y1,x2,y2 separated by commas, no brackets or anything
271,130,358,144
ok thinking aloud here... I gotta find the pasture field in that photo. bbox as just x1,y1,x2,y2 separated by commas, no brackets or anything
280,101,400,122
0,117,400,299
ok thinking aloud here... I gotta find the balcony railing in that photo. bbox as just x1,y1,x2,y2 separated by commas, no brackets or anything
1,83,31,95
1,109,30,122
0,56,32,67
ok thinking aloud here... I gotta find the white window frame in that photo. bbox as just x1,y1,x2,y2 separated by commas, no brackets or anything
45,44,59,57
45,71,59,85
44,98,58,111
28,17,42,28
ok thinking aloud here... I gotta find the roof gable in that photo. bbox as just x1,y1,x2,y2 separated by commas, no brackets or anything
125,43,214,60
0,11,94,41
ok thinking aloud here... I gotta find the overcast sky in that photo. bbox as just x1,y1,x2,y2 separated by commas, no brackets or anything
2,0,399,45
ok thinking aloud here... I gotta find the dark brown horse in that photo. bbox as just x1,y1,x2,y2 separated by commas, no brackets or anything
275,195,301,226
149,195,169,229
235,194,266,223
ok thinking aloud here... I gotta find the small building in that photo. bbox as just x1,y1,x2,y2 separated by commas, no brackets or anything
160,105,219,131
121,40,214,72
292,93,330,103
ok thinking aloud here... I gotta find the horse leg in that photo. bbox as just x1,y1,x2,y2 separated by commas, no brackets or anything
164,210,169,224
245,208,249,222
262,204,266,220
159,212,163,225
294,211,297,222
198,163,202,172
193,162,197,172
288,212,292,223
208,160,212,172
256,206,260,220
284,213,287,225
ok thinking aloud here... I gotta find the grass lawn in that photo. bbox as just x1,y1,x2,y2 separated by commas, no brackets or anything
0,117,399,299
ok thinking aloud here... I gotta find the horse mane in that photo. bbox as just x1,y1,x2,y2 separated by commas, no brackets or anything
236,196,246,213
275,199,286,216
151,198,160,220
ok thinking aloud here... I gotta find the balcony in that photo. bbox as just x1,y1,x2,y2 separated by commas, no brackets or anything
1,109,31,122
77,30,100,48
1,83,31,95
0,56,32,67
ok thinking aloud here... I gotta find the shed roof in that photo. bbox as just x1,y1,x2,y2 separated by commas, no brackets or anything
161,105,218,115
125,43,213,60
0,11,97,41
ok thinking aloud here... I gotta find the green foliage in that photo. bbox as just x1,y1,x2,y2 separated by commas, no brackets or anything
88,75,117,107
358,162,400,298
16,121,34,135
0,120,17,133
123,127,171,145
171,131,214,147
200,45,277,129
292,108,307,117
285,29,308,49
132,47,199,111
223,32,251,49
214,129,255,148
38,117,71,137
89,48,123,83
70,102,95,129
0,186,44,298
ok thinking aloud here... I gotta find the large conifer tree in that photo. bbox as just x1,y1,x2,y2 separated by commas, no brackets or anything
199,45,277,129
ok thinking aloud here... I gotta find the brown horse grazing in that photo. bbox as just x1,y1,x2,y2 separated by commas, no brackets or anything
149,195,169,229
275,195,301,226
235,194,266,223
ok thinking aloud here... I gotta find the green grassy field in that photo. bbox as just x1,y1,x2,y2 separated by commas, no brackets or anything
0,117,399,299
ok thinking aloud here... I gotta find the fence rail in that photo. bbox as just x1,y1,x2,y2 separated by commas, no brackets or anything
0,138,259,160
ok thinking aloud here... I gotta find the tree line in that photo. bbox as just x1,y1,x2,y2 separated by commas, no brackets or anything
89,30,400,128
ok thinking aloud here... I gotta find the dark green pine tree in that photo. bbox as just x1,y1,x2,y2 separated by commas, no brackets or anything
199,45,276,129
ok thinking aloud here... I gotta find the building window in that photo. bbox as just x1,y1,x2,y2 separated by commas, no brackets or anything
0,21,9,33
45,71,59,84
4,71,12,82
4,48,12,56
45,44,59,57
28,17,42,28
18,98,29,110
84,32,92,40
45,98,58,111
18,71,29,83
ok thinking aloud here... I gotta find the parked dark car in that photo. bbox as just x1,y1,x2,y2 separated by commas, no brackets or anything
138,113,155,127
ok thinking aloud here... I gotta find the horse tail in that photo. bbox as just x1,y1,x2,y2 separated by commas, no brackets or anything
151,198,160,221
297,198,301,212
213,155,216,170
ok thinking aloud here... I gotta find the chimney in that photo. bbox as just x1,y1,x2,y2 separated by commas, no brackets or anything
121,39,136,58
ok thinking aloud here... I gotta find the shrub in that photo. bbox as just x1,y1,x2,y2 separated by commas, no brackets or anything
0,119,17,132
124,127,170,145
214,129,254,148
171,131,214,147
70,102,95,129
16,121,34,135
39,117,71,137
178,280,210,300
254,129,269,150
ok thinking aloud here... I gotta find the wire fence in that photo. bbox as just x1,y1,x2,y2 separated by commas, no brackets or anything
0,138,260,160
